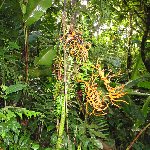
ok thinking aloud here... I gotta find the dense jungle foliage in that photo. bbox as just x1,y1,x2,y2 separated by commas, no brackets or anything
0,0,150,150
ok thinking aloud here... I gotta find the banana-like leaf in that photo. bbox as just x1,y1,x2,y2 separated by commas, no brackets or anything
34,48,56,66
24,0,52,26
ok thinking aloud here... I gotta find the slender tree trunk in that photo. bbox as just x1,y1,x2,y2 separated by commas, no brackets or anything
127,12,133,79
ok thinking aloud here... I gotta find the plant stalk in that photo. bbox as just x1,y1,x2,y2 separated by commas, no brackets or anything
24,25,29,83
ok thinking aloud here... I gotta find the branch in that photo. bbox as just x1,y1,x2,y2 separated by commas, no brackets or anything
126,123,150,150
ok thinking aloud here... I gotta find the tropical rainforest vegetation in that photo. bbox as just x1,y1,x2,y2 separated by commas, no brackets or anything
0,0,150,149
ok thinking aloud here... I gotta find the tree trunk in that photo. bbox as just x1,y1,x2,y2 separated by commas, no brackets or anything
140,6,150,73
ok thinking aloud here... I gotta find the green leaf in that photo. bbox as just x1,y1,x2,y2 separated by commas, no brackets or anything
83,139,89,149
93,139,103,149
138,81,150,89
127,91,150,96
125,74,150,88
24,0,52,26
31,143,40,150
16,112,23,119
8,42,20,50
131,53,143,79
0,112,6,119
5,83,27,95
7,119,21,134
19,135,30,147
47,124,55,131
141,96,150,118
6,110,16,120
89,129,107,139
29,67,52,77
23,109,40,118
34,48,56,66
21,4,26,15
14,134,19,144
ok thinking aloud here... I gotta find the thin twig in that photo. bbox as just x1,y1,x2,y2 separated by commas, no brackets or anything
126,123,150,150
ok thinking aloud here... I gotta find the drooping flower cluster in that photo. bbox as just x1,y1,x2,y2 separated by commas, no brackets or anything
78,64,128,116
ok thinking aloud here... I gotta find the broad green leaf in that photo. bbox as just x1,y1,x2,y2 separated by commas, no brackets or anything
24,0,52,26
5,83,27,95
141,96,150,118
34,48,56,66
